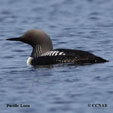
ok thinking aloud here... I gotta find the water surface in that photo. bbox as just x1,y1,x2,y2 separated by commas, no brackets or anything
0,0,113,113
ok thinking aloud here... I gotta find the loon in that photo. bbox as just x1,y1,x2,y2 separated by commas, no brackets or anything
7,29,108,66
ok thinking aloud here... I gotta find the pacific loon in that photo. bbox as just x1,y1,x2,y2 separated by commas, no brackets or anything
7,29,108,66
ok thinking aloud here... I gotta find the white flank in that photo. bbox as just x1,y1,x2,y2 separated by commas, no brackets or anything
54,51,59,56
48,51,53,56
59,52,64,55
27,57,33,66
41,51,66,56
51,51,57,56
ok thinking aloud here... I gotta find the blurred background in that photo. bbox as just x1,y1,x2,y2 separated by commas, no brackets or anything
0,0,113,113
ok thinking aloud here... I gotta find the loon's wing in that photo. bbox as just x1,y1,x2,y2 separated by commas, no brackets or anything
54,49,108,64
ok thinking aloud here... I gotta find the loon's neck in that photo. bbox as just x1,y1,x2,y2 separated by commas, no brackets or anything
30,45,53,57
30,45,42,57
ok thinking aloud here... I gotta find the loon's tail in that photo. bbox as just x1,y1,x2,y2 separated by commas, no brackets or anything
96,57,109,63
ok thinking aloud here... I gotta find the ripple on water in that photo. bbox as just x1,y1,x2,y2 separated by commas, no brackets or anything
0,0,113,113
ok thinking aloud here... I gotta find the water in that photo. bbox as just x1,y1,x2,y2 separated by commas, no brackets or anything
0,0,113,113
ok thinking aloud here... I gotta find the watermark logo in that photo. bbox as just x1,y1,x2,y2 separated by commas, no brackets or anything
6,104,30,108
88,104,107,107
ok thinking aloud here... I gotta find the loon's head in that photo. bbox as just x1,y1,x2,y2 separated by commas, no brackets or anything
7,29,53,56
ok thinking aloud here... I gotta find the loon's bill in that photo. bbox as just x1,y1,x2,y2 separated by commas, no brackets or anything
7,29,109,66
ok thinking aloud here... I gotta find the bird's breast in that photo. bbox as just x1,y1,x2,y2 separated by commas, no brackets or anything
27,57,34,66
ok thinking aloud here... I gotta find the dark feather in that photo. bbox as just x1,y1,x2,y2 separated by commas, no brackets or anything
31,49,108,65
